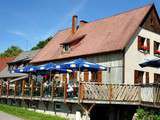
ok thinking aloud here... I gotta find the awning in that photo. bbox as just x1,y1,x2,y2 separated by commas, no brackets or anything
10,75,28,83
139,59,160,68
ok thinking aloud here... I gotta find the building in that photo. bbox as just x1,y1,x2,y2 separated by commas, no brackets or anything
0,4,160,120
0,58,15,72
0,50,40,97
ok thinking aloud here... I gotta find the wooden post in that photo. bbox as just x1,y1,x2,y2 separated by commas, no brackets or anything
6,80,10,97
64,74,67,103
138,85,141,104
22,79,26,97
31,79,34,98
40,80,43,98
51,76,54,99
14,81,18,97
109,84,112,103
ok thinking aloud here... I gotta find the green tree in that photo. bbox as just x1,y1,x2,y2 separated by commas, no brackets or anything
0,46,23,58
31,36,52,50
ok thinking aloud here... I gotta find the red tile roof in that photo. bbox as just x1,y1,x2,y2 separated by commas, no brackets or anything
0,58,14,72
31,4,152,63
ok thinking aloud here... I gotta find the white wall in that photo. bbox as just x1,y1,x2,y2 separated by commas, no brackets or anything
124,28,160,84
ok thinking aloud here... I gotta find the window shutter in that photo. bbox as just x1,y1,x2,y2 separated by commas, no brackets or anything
84,70,88,82
134,70,144,84
97,71,102,83
138,36,142,50
91,72,96,82
147,39,150,51
146,72,149,84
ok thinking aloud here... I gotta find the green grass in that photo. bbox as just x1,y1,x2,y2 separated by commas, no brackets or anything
0,104,66,120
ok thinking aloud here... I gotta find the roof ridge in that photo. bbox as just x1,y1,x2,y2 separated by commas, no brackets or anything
86,4,153,25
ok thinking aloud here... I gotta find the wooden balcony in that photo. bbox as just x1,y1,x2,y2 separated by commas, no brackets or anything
80,82,160,108
0,82,160,108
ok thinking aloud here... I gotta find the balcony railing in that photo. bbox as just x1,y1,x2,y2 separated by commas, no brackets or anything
0,81,160,107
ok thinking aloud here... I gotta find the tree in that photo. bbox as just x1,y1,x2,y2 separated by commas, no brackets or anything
31,36,53,50
0,46,23,58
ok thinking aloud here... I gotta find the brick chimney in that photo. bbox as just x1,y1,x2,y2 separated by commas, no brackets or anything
72,15,78,34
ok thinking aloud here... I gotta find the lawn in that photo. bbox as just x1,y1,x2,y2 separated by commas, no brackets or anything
0,104,66,120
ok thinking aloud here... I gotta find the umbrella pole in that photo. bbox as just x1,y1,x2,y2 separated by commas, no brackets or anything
49,70,52,98
78,67,81,103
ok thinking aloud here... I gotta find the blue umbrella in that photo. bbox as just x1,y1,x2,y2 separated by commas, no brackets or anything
14,65,38,73
37,62,72,73
59,58,107,71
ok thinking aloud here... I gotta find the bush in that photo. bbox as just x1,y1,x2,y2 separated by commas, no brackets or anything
136,108,160,120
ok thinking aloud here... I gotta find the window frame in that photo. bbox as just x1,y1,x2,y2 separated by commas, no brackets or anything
137,36,150,54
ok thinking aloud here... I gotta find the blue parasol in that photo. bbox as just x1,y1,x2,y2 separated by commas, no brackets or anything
59,58,107,71
37,62,72,73
14,65,38,73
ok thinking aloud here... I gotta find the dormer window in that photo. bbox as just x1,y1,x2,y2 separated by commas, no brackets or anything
63,44,70,52
138,36,150,54
154,41,160,57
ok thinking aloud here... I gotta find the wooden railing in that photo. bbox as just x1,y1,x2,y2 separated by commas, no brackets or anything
80,82,160,107
0,80,160,107
80,82,139,102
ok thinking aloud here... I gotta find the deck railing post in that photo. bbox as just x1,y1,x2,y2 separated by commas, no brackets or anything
6,80,10,97
138,84,141,104
109,84,112,103
40,80,43,99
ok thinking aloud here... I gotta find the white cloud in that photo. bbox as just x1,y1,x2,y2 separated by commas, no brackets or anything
8,31,26,36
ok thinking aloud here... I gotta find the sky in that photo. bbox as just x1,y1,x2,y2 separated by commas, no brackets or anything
0,0,160,52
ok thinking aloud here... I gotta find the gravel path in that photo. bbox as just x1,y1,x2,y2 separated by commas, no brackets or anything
0,111,22,120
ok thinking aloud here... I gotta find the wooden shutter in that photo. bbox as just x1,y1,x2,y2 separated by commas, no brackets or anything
147,39,150,52
154,74,160,83
134,70,144,84
146,72,149,84
154,74,157,83
138,36,142,50
91,72,96,82
134,70,139,84
97,71,102,83
84,70,88,82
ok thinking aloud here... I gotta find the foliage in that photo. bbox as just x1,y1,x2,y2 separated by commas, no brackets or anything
136,108,160,120
31,36,52,50
0,104,65,120
0,45,22,58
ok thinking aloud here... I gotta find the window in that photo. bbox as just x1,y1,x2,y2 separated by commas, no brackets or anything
154,41,160,57
154,73,160,83
134,70,144,84
63,44,70,52
138,36,150,54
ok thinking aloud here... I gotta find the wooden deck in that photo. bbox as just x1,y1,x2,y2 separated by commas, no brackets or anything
0,82,160,108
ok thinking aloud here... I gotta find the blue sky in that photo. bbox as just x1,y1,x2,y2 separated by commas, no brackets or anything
0,0,160,52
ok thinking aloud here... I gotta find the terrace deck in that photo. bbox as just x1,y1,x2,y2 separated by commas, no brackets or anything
0,82,160,108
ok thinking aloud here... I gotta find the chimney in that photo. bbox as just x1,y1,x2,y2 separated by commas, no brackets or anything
72,15,78,34
79,20,88,27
